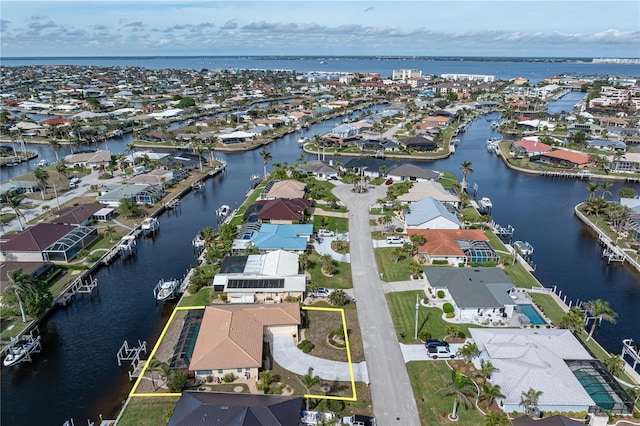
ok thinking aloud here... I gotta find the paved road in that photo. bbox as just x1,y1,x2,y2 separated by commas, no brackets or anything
333,184,421,426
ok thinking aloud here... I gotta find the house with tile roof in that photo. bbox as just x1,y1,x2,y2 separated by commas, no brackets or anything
213,250,306,303
248,224,313,253
294,160,339,180
64,150,112,170
397,181,460,208
404,197,460,231
262,180,306,200
531,150,591,169
408,229,498,266
189,304,301,381
245,198,311,224
97,183,165,207
49,203,108,226
512,139,553,157
388,164,441,182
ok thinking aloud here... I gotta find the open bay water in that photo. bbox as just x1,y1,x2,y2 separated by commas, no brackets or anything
1,59,639,424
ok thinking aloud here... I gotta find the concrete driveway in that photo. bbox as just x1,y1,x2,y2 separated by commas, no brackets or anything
400,343,465,362
332,184,421,426
313,234,350,263
271,334,369,383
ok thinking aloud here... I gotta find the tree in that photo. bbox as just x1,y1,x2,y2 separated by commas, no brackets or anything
520,388,543,417
583,299,618,341
484,410,510,426
320,254,337,275
445,325,460,340
582,198,608,217
479,383,505,410
438,369,477,419
1,193,27,231
586,182,601,200
607,203,631,232
146,358,168,390
559,306,585,333
6,269,37,323
49,139,61,161
478,359,497,384
118,198,141,219
457,341,480,363
617,187,635,199
603,354,625,377
32,166,50,199
328,289,348,306
300,367,321,410
260,148,272,180
56,160,69,184
378,213,393,235
459,160,473,192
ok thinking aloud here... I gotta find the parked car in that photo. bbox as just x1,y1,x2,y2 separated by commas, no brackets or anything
386,236,403,245
309,287,334,298
317,229,335,237
425,339,449,348
342,414,376,426
427,345,455,359
385,178,393,185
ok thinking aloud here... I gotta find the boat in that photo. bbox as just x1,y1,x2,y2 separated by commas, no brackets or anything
140,217,159,232
36,159,49,167
478,197,493,210
249,173,262,188
117,235,137,254
514,240,534,256
164,198,180,209
192,232,205,250
298,136,309,144
216,204,230,219
191,181,204,190
113,129,123,137
153,278,180,302
3,335,41,367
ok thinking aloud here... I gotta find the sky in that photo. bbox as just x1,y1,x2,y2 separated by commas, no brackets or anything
1,1,639,58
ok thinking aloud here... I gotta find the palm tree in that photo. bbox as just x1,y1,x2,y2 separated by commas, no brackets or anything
260,148,272,180
603,354,625,377
49,139,61,161
559,306,585,333
586,182,601,200
478,383,505,410
459,160,473,193
484,410,510,426
300,367,321,410
1,193,27,231
583,299,618,341
457,341,480,363
6,269,37,323
520,388,543,417
32,166,50,199
55,160,69,184
146,358,169,390
438,369,477,419
478,359,497,384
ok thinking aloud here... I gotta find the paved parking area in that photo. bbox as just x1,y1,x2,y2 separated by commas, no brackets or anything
399,343,465,362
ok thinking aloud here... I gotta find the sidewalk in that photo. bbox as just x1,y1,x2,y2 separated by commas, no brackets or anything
271,334,369,383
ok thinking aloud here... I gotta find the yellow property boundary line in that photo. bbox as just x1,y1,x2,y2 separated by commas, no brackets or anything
129,305,358,402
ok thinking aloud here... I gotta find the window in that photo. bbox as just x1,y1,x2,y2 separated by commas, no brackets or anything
218,369,223,374
237,368,242,373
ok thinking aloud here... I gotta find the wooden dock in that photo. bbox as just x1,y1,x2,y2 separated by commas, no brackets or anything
598,235,625,264
56,276,98,307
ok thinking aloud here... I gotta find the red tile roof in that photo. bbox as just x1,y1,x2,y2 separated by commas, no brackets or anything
513,140,552,153
1,223,77,252
543,150,590,165
408,229,488,256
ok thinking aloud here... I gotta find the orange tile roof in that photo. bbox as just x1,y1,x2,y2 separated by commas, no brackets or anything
544,150,590,165
190,304,300,371
408,229,488,256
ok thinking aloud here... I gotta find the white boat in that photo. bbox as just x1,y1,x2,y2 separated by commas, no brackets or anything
153,278,180,302
298,137,309,144
36,159,49,167
113,129,124,137
250,174,262,188
216,204,230,219
3,335,41,367
140,217,159,232
192,233,205,249
118,235,137,254
478,197,493,210
514,240,534,256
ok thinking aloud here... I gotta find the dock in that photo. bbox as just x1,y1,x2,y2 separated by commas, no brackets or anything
56,276,98,307
598,235,626,263
116,340,147,381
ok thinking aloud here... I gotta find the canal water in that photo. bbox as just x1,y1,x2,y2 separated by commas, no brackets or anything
1,95,639,424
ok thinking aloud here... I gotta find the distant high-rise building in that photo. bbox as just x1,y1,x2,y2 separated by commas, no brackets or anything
392,69,422,80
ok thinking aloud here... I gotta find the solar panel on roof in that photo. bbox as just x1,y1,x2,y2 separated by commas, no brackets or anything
227,278,285,289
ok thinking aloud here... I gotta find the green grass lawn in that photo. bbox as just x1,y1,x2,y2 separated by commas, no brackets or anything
437,172,459,189
484,229,508,252
312,216,348,233
502,262,540,289
407,361,486,426
374,247,414,282
385,291,475,344
306,252,353,289
117,396,180,426
178,288,219,307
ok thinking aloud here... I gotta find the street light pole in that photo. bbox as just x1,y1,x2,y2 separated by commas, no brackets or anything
414,294,420,340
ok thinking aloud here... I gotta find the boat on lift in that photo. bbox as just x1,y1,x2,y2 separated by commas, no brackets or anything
478,197,493,210
140,217,159,232
117,235,137,255
514,241,534,256
3,335,41,367
216,204,230,219
153,278,180,302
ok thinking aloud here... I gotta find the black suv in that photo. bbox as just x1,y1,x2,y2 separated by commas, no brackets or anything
425,339,449,348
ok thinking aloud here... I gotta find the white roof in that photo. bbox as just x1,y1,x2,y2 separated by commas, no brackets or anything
470,328,595,409
397,181,459,204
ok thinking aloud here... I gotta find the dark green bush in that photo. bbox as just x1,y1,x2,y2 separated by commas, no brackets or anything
443,303,454,314
437,290,445,298
297,340,315,353
418,329,431,341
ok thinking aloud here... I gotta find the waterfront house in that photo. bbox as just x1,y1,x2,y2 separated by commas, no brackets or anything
64,150,112,170
213,250,306,303
128,168,189,187
587,139,627,152
398,135,438,152
341,158,395,178
404,197,461,230
248,224,313,253
0,223,98,262
262,180,306,200
218,131,255,144
0,180,40,197
356,138,400,153
189,304,300,382
388,164,441,183
396,181,460,208
168,392,302,426
50,203,109,226
246,198,311,224
0,261,55,297
329,123,359,139
408,229,498,266
96,183,165,207
293,160,339,180
470,328,634,415
423,268,516,321
511,140,553,158
620,197,640,241
531,150,591,169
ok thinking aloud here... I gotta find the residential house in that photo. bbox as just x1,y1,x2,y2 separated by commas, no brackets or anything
329,123,359,139
396,181,460,208
424,267,516,320
247,224,313,253
50,203,108,226
294,161,339,180
0,223,98,262
620,197,640,241
246,198,311,224
408,229,497,266
168,392,303,426
587,139,627,152
1,261,55,296
97,184,165,207
262,180,306,200
64,150,112,170
213,250,306,303
0,180,40,197
531,150,591,169
128,168,189,187
189,304,300,381
399,135,437,152
470,328,634,415
388,164,441,182
404,197,460,230
511,140,553,158
341,158,396,177
218,131,255,144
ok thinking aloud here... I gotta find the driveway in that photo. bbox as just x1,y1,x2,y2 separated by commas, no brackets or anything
400,343,465,362
271,334,369,383
313,234,350,263
332,184,421,426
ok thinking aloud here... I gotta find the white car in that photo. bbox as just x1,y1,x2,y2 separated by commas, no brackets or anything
317,229,335,237
386,236,404,244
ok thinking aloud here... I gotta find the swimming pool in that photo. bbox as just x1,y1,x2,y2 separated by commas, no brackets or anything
517,304,546,325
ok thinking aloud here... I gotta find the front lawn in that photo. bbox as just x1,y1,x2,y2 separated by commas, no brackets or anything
306,252,353,289
302,304,364,363
312,216,348,234
407,361,487,426
374,247,414,282
385,291,475,344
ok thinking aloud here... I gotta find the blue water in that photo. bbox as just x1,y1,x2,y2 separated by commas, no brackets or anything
517,304,547,325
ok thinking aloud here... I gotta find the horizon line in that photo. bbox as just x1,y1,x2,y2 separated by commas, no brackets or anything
2,55,639,60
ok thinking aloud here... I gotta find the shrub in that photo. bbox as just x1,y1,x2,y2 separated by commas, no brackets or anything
297,340,315,353
458,331,466,339
432,260,449,265
418,329,431,341
437,290,445,299
443,303,454,313
446,312,455,318
222,373,236,383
